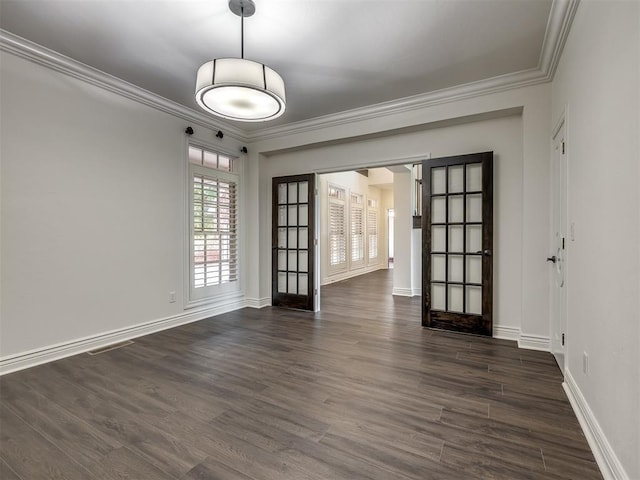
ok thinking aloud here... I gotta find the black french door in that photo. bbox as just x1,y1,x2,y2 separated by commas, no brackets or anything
422,152,493,335
272,174,316,310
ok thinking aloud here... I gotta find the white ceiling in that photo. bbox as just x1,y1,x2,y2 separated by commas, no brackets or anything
0,0,553,131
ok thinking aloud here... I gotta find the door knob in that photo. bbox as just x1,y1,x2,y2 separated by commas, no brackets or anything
476,250,492,256
546,255,557,263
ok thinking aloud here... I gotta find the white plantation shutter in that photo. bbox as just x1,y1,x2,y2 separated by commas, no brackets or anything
367,207,378,261
189,145,239,303
193,175,238,288
350,194,364,265
328,186,347,269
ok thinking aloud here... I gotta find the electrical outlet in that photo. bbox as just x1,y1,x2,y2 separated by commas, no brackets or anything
583,351,589,375
169,291,176,303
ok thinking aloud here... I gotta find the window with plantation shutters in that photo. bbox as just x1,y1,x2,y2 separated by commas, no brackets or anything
367,199,378,262
350,193,364,267
188,145,239,303
328,185,347,270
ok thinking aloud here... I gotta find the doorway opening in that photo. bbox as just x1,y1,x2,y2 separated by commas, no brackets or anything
271,159,425,316
316,163,422,313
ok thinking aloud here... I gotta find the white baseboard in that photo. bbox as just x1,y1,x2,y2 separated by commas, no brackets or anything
392,287,414,297
563,371,628,480
493,326,550,351
0,297,247,376
493,325,521,341
245,297,271,308
322,264,384,286
518,333,551,351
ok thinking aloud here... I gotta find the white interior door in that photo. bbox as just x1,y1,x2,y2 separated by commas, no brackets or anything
550,121,568,373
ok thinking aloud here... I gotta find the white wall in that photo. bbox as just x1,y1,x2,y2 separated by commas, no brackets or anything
392,169,413,296
367,167,393,186
1,45,553,370
255,111,532,337
0,51,247,367
251,84,551,344
551,2,639,478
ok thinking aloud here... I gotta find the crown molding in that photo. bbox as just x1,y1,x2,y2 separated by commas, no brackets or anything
246,68,547,143
0,29,248,141
538,0,580,80
1,0,579,144
246,0,580,143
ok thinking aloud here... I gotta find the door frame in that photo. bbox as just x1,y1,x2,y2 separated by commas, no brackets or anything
277,153,430,312
550,113,569,373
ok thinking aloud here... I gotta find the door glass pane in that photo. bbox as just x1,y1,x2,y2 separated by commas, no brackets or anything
288,273,297,294
466,256,482,284
431,254,446,282
466,286,482,314
432,226,446,252
449,225,464,252
431,167,446,194
288,250,297,271
448,195,464,223
299,251,308,272
298,274,308,295
448,165,464,193
466,163,482,192
278,183,287,204
299,181,309,203
448,255,464,282
288,205,298,226
466,225,482,253
278,250,286,270
288,228,298,248
432,197,446,223
448,285,464,312
288,183,298,204
466,194,482,222
299,205,308,226
431,284,445,310
278,228,287,248
278,272,287,292
298,228,308,249
278,206,287,226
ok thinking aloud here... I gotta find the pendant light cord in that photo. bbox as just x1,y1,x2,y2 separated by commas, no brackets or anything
240,6,244,59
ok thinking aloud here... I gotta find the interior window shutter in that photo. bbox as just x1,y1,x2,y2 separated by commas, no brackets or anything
193,173,238,288
350,194,364,265
329,201,346,267
368,207,378,260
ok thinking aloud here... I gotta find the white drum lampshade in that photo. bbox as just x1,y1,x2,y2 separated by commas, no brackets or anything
195,58,286,122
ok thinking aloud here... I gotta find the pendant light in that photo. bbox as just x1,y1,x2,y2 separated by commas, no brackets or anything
195,0,286,122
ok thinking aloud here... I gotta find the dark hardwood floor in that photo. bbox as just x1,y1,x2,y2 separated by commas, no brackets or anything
0,269,602,479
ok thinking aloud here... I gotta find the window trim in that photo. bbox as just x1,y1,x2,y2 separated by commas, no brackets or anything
184,142,242,309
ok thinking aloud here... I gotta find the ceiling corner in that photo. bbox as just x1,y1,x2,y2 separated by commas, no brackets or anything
538,0,581,80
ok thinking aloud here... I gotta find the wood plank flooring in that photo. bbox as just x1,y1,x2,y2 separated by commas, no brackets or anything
0,269,602,479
